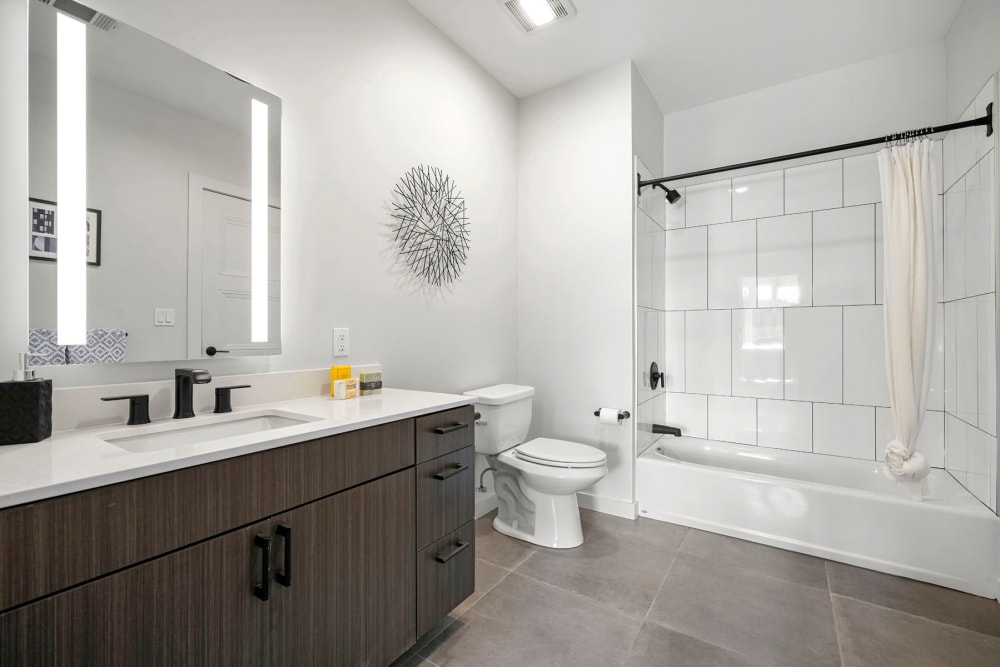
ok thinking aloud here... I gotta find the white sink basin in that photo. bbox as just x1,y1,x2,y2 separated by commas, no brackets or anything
100,409,321,453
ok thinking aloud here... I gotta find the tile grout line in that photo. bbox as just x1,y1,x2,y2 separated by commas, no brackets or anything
829,592,1000,642
826,563,847,667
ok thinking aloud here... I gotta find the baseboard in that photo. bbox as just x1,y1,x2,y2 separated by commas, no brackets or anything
577,492,638,520
475,493,498,519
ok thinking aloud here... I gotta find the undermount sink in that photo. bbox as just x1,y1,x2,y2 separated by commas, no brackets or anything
100,409,321,453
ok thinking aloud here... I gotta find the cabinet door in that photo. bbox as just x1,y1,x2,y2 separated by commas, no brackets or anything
271,469,415,667
0,522,271,666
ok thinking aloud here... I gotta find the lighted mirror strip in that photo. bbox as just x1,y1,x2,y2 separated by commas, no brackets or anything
56,12,87,345
250,99,269,343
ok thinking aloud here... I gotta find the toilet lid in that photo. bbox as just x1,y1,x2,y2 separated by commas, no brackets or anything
514,438,607,468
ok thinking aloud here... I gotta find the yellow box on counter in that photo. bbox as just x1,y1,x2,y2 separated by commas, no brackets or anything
333,377,358,400
330,366,352,396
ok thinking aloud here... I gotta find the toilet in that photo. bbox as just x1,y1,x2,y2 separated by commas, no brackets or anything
464,384,608,549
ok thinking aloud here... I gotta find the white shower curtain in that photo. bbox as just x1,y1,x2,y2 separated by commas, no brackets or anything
877,140,935,482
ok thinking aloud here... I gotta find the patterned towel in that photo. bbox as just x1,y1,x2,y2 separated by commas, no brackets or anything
28,328,67,366
66,328,128,365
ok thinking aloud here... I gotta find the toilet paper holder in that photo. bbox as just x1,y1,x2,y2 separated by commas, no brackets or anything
594,409,630,423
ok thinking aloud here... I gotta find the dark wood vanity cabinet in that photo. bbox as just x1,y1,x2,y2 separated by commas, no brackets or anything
0,406,475,666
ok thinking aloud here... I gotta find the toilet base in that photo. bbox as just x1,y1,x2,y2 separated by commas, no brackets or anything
493,491,584,549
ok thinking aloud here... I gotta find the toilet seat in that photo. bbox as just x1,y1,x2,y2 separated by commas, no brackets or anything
513,438,607,469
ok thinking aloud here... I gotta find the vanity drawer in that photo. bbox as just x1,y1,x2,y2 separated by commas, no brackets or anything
416,521,474,638
0,419,414,613
416,446,475,550
415,406,475,463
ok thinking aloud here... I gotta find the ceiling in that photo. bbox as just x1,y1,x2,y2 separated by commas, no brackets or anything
407,0,965,113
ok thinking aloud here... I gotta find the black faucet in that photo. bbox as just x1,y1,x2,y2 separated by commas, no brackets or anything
173,369,212,419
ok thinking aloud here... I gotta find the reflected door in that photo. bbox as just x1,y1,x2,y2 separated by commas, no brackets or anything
200,189,280,357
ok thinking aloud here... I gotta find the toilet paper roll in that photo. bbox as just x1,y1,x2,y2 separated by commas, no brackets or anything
598,408,620,425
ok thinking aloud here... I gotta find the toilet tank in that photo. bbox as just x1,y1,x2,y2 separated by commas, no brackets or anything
463,384,535,455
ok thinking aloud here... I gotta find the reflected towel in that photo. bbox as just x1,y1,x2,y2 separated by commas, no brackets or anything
28,328,67,366
66,328,127,365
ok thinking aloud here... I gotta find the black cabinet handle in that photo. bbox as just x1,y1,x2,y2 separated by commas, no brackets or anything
205,346,230,357
275,524,292,587
433,422,468,435
253,534,272,601
435,540,470,564
433,463,469,481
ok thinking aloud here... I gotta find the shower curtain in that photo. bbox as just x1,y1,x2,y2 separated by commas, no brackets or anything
877,140,934,482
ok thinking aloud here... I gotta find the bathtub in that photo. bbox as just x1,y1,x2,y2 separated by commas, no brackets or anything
636,437,1000,599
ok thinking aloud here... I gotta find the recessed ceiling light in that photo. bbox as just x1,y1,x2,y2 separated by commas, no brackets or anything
498,0,576,34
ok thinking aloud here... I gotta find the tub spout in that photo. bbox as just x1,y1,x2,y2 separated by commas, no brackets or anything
653,424,682,437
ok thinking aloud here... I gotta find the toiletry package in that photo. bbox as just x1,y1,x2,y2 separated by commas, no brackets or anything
333,377,358,400
359,371,382,396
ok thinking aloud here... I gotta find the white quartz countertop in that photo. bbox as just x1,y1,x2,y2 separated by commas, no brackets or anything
0,388,474,509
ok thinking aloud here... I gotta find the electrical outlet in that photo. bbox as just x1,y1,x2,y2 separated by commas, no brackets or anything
333,328,350,357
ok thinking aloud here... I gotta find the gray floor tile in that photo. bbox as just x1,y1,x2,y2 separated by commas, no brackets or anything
389,648,437,667
452,558,510,617
419,572,643,667
648,552,840,667
475,511,536,570
517,509,688,617
625,621,768,666
834,595,1000,667
681,528,829,590
827,561,1000,638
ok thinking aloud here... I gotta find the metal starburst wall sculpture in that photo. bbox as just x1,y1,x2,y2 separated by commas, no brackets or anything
389,165,470,287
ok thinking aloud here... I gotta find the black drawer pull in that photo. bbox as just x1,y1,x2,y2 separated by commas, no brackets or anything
253,534,272,601
433,463,469,480
435,540,470,564
433,422,468,435
275,524,292,587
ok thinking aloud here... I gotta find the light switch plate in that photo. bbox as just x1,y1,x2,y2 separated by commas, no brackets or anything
333,328,349,357
154,308,175,327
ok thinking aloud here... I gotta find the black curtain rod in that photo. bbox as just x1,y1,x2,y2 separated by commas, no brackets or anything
639,103,994,193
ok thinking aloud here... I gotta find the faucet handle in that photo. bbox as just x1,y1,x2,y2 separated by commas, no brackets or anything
101,394,151,426
214,385,251,414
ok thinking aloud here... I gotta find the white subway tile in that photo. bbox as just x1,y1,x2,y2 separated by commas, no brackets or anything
944,301,957,414
686,179,732,227
943,131,956,192
663,311,685,392
757,399,812,452
813,205,875,306
732,170,783,221
664,227,707,311
732,309,783,400
990,435,997,511
708,395,757,445
785,159,843,214
987,154,996,289
977,295,996,435
927,303,945,412
637,232,652,308
666,392,707,439
945,413,968,485
637,396,657,455
708,220,756,309
943,179,966,302
651,229,665,310
933,193,945,303
686,310,732,396
843,305,889,407
965,168,991,297
757,213,812,307
956,298,979,425
637,310,652,402
875,204,883,305
875,408,945,469
665,186,685,230
843,153,882,206
814,403,875,459
967,426,991,504
784,306,843,403
956,101,977,181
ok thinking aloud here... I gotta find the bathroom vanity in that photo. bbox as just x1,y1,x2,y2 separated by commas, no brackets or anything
0,392,475,666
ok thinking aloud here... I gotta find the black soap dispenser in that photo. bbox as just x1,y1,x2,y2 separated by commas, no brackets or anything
0,353,53,445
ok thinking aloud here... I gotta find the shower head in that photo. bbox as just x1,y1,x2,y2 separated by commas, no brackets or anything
655,183,682,204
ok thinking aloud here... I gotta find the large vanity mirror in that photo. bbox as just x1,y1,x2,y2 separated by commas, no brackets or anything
28,0,281,366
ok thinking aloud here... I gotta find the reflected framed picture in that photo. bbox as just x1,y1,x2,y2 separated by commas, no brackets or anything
28,198,101,266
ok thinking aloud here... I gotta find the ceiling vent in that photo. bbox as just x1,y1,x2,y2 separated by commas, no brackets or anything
36,0,119,31
499,0,575,35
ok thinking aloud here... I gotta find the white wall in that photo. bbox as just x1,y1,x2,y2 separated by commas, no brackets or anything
518,62,635,517
663,41,946,177
631,64,664,177
945,0,1000,120
0,0,28,369
2,0,520,393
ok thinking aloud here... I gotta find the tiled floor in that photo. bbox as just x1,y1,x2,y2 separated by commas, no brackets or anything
393,509,1000,667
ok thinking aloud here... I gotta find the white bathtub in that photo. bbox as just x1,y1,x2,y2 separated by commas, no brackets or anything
636,437,1000,599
